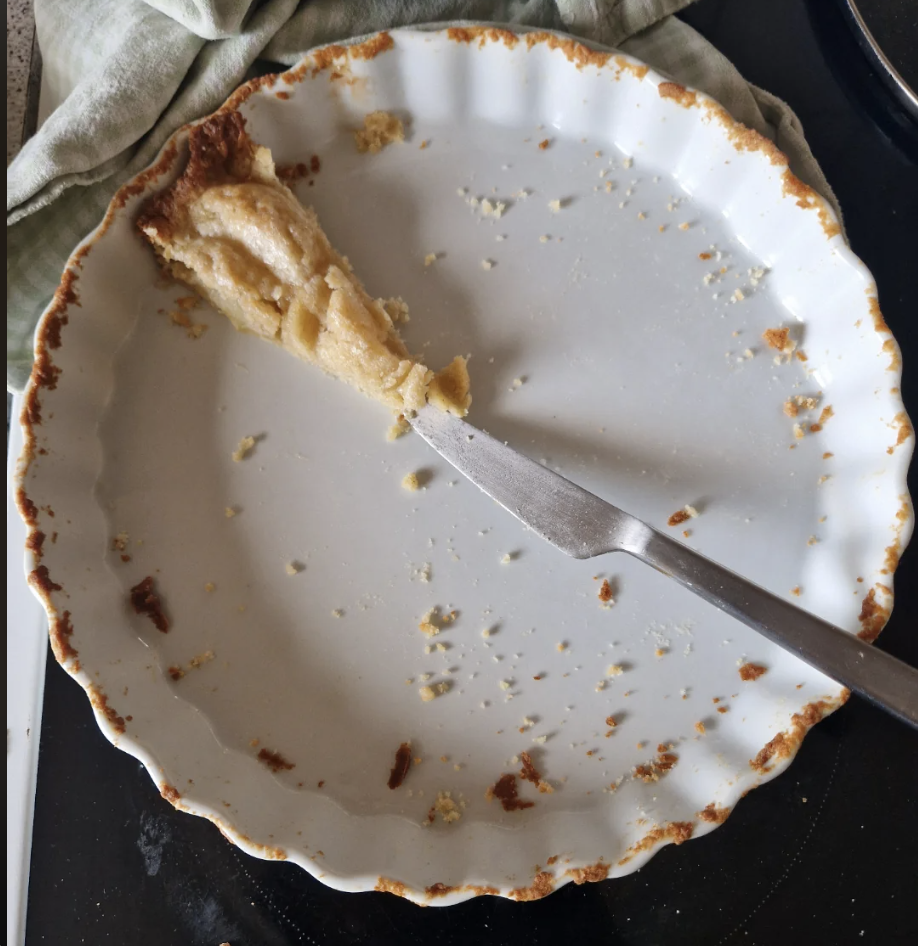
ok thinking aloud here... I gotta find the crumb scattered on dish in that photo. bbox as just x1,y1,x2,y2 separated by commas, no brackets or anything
598,579,614,604
419,681,450,701
386,415,410,440
486,773,534,811
232,436,256,462
739,662,767,681
354,110,405,154
129,576,169,633
432,790,462,823
387,742,412,789
667,505,698,526
257,748,295,772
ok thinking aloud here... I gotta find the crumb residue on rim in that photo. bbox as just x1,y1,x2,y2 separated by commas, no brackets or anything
857,587,890,643
509,870,555,902
697,804,730,824
618,821,694,866
87,683,126,735
750,696,848,773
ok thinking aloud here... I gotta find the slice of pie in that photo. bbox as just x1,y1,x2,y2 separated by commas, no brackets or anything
137,111,470,416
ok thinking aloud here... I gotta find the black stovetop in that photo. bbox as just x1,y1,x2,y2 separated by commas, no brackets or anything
24,1,918,943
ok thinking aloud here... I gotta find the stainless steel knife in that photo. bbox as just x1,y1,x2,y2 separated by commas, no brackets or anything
409,405,918,729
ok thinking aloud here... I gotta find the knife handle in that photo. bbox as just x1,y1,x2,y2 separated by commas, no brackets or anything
630,528,918,729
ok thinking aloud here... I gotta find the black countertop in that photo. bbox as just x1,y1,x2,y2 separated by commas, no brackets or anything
24,1,918,943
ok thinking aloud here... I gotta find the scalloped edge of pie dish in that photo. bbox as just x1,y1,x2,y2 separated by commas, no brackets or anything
15,26,914,904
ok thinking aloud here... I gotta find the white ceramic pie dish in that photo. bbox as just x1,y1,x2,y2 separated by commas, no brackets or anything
16,27,913,904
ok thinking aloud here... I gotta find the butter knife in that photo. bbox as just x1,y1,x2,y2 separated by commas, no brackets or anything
409,405,918,729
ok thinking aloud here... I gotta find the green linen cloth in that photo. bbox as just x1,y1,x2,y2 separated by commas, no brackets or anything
6,0,838,391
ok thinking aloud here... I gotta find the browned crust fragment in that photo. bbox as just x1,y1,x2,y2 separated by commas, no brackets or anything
667,509,691,527
486,773,534,811
130,576,169,633
29,564,62,595
257,748,295,772
738,662,767,682
160,783,182,805
137,111,257,242
762,326,792,351
50,609,78,663
25,529,45,563
425,882,454,898
387,742,412,789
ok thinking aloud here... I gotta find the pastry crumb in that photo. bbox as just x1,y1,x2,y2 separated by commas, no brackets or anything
433,790,462,823
738,662,767,681
284,561,303,576
419,681,450,702
188,650,215,670
232,436,256,462
607,664,624,677
204,582,215,592
354,110,404,154
694,721,706,735
225,506,237,518
481,259,494,270
763,326,796,355
418,608,441,637
402,472,420,491
386,415,411,441
424,252,439,267
598,579,614,604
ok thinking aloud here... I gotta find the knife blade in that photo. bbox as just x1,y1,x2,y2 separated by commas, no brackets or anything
409,405,918,729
